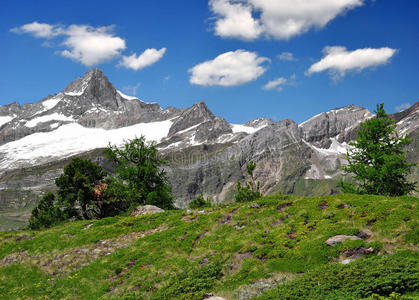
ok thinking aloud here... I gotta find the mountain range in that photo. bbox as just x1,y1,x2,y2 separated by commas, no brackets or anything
0,69,417,229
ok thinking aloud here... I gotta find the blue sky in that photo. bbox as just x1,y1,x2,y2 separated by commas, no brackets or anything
1,0,418,124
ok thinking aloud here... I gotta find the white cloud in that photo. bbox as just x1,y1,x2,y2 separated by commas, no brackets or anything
395,103,411,112
61,25,126,66
11,21,63,38
209,0,263,40
209,0,364,40
122,82,141,96
119,48,166,71
263,77,287,91
307,46,397,79
263,74,296,92
189,50,269,86
278,52,297,61
11,22,168,68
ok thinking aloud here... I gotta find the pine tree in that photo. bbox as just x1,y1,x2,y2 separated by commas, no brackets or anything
28,192,64,230
235,161,262,202
340,103,416,196
105,137,174,210
55,158,107,219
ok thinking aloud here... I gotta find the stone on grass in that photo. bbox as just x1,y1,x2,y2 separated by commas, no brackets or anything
325,235,362,246
131,205,164,217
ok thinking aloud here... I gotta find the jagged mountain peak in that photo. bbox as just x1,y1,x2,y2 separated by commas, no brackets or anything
63,68,117,101
168,101,216,136
188,101,215,118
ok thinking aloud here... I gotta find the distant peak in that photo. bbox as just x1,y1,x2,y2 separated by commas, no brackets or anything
63,68,114,98
84,68,105,79
329,104,365,113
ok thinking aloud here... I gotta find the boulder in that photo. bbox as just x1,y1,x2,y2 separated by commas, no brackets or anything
130,205,164,217
203,293,227,300
325,235,362,246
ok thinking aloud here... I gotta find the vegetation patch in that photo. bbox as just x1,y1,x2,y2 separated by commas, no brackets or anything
0,194,417,299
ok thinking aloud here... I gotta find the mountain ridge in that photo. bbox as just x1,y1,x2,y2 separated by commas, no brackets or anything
0,69,417,229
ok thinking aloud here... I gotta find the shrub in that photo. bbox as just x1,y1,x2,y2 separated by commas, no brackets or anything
258,251,419,299
55,158,108,219
28,193,64,230
235,161,262,202
189,194,212,209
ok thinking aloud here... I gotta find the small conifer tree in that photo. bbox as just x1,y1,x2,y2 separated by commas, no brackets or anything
235,161,262,202
340,103,416,196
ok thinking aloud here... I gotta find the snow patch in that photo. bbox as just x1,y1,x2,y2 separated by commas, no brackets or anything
25,113,75,128
0,120,174,171
299,112,323,127
42,94,63,110
303,138,349,156
50,122,60,129
0,116,14,127
117,90,138,101
65,91,84,96
231,124,266,134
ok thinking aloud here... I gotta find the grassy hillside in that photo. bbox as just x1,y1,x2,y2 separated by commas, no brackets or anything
0,194,418,299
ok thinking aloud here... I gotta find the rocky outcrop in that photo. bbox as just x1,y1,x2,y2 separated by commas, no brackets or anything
130,205,165,217
0,69,182,145
325,235,362,246
299,105,372,147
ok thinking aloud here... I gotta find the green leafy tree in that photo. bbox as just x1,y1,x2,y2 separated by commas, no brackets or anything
235,160,262,202
55,158,108,219
105,137,174,210
189,194,211,209
340,103,416,196
28,192,64,230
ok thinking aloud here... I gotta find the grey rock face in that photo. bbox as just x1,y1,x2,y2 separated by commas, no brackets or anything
0,68,182,145
299,105,372,147
168,101,215,136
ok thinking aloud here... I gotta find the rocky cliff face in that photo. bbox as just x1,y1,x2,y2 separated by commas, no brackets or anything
0,69,417,228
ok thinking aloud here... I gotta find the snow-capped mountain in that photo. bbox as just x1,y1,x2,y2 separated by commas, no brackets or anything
0,69,417,229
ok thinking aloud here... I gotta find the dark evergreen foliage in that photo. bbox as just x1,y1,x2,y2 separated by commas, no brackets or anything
28,193,63,230
105,136,174,210
189,194,211,209
235,160,262,202
55,158,108,219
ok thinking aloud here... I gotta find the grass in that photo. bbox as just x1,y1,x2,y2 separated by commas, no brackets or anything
0,194,418,299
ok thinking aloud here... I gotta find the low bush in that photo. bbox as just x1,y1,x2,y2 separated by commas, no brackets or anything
258,251,419,300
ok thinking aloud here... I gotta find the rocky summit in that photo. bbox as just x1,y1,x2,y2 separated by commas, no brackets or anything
0,69,418,229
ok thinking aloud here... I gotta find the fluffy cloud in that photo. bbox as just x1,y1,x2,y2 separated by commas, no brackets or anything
209,0,263,40
307,46,397,79
61,25,126,66
189,50,269,86
209,0,364,40
263,74,296,92
119,48,166,71
11,21,62,38
11,22,164,69
263,77,287,91
278,52,297,61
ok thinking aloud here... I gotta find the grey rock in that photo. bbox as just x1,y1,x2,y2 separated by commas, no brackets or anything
299,104,372,147
325,235,362,246
130,205,164,217
169,101,215,136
